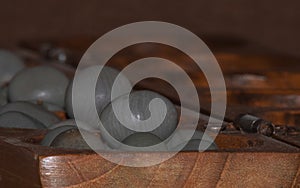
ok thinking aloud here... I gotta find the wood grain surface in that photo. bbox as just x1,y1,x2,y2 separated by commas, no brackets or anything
1,38,300,187
38,152,300,188
0,125,299,187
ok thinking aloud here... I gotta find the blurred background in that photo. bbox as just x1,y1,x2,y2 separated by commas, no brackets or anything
1,2,300,187
0,0,299,58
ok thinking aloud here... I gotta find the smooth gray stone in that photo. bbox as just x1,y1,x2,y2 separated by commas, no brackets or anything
48,119,100,132
180,139,218,151
41,125,104,150
122,132,162,147
0,101,60,128
0,50,25,87
121,132,167,152
0,111,46,129
30,100,64,112
168,130,218,151
0,87,8,106
50,128,91,150
8,66,69,108
100,90,178,148
44,122,110,150
41,125,79,146
65,80,74,118
65,66,131,118
48,119,76,129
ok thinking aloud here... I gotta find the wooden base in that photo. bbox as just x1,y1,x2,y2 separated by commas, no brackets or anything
1,38,298,187
0,128,299,187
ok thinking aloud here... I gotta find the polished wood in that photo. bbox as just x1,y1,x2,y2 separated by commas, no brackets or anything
0,126,300,187
1,38,300,187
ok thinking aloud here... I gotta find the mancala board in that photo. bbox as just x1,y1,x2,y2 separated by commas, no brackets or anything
0,37,299,187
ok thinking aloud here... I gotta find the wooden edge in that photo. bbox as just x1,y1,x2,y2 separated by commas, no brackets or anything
38,151,300,187
1,129,300,187
0,139,41,187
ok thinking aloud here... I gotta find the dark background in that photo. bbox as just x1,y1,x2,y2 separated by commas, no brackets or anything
0,0,299,57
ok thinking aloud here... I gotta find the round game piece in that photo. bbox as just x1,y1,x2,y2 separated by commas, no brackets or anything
0,50,25,87
40,125,81,147
31,100,64,112
0,111,46,129
8,66,69,108
50,128,91,150
0,101,60,128
168,130,218,151
0,86,8,106
121,132,167,151
122,132,162,147
48,119,99,132
65,66,132,118
100,90,178,148
65,80,74,118
48,119,76,129
41,125,105,150
179,139,218,151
